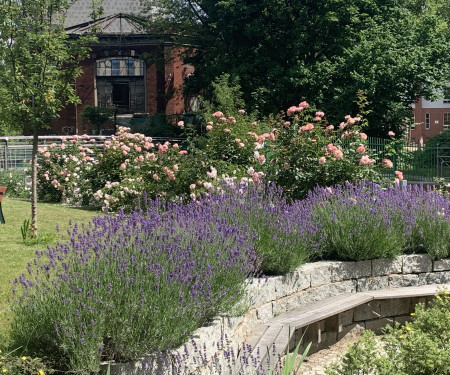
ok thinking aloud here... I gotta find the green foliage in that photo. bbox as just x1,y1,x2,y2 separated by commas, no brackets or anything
143,0,450,136
266,103,380,200
421,130,450,165
20,218,55,245
80,106,114,134
208,74,246,115
0,0,94,133
312,199,405,261
0,349,53,375
326,291,450,375
20,219,30,242
0,169,29,199
269,337,311,375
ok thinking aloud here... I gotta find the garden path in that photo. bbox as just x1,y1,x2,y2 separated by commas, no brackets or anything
294,327,365,374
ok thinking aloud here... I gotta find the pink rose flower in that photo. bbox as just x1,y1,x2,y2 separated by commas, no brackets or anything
395,170,403,180
319,156,326,164
334,149,344,160
212,111,224,117
388,131,395,137
300,123,314,132
381,158,394,168
356,145,366,153
360,133,368,140
359,155,374,165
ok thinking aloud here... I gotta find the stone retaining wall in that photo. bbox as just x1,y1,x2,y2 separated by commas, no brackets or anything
105,254,450,374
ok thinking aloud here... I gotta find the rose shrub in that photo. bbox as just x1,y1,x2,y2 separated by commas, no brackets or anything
37,95,395,210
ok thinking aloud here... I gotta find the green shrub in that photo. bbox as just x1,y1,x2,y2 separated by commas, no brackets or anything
0,349,53,375
0,169,30,198
326,290,450,375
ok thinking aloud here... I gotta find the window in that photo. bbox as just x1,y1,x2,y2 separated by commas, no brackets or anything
95,57,145,114
96,57,144,77
444,113,450,130
444,86,450,103
111,60,121,76
425,113,430,130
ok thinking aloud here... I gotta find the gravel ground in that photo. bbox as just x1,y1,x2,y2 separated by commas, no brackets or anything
293,328,366,375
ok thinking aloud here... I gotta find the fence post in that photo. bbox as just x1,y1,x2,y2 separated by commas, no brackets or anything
4,138,8,170
436,143,440,179
393,143,398,172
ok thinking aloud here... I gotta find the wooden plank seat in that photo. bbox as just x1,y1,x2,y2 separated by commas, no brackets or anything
235,283,450,375
0,186,7,224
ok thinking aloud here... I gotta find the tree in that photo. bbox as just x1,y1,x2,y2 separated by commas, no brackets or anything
0,0,93,236
142,0,450,137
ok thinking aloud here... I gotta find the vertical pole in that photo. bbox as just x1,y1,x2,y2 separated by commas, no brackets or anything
4,138,8,169
436,143,440,179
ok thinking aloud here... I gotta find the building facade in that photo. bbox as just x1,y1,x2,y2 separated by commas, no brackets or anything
51,0,195,135
410,86,450,144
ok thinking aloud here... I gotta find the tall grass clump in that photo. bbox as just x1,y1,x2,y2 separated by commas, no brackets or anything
9,198,259,373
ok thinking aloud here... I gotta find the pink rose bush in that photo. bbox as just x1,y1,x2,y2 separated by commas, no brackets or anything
37,100,397,210
265,102,380,199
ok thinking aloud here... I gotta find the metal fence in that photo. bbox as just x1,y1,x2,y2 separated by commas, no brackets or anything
0,136,111,170
0,135,185,170
367,137,450,181
2,135,450,181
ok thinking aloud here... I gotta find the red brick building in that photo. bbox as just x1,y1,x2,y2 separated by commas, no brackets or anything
410,86,450,144
51,1,195,135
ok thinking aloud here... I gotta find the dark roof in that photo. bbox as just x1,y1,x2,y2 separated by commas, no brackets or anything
65,13,147,35
65,0,144,28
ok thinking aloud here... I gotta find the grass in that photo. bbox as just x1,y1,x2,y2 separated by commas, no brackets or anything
0,197,102,337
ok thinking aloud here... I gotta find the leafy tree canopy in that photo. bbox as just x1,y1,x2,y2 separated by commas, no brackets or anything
142,0,450,137
0,0,94,236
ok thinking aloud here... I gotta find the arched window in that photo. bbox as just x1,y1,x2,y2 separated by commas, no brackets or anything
96,57,144,77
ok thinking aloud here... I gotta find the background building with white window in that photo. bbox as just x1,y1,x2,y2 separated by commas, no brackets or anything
50,0,195,135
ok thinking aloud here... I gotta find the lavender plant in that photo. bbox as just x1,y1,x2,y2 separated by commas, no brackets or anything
196,182,313,275
9,199,258,373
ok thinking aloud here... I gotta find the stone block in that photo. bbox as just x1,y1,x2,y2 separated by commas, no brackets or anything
394,315,413,326
340,309,354,326
419,271,450,285
223,315,242,333
318,331,338,349
284,269,311,291
433,259,450,271
354,301,381,321
246,277,279,307
372,257,402,276
379,298,411,318
272,293,306,317
272,271,310,299
331,260,372,282
365,317,393,334
357,276,389,292
256,303,273,322
402,254,432,274
388,274,419,288
338,323,365,340
301,262,334,287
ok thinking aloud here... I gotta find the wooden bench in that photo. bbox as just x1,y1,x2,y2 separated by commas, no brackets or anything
234,283,450,375
0,186,7,223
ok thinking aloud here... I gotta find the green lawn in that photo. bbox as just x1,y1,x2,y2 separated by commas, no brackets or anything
0,197,102,337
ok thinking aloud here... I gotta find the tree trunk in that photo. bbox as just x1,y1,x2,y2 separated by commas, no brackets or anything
30,128,38,238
